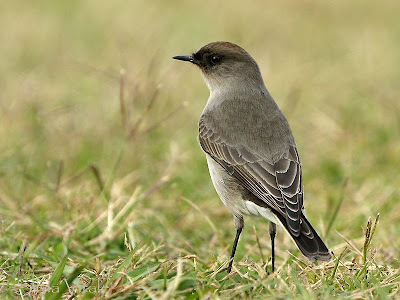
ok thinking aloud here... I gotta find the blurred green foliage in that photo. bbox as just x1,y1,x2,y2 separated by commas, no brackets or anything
0,0,399,298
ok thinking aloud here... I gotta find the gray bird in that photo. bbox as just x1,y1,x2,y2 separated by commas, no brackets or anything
173,41,331,273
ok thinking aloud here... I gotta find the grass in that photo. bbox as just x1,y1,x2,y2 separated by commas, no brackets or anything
0,0,400,298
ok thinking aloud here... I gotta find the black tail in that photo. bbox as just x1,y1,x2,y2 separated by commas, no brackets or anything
275,212,332,262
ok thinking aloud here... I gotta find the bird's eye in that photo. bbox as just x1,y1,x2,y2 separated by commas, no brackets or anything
210,55,221,65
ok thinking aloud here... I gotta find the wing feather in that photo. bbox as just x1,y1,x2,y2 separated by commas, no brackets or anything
199,117,304,236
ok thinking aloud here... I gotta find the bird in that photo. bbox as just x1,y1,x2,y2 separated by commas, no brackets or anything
173,41,331,273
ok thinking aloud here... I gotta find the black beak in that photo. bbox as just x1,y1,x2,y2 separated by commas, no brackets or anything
173,55,199,64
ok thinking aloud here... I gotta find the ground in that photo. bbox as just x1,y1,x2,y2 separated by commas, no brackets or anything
0,0,399,299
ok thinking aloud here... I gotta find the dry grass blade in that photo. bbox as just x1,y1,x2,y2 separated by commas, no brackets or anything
81,187,140,234
336,231,363,257
181,197,218,234
142,101,188,134
128,85,160,138
58,167,89,188
88,158,174,245
89,164,105,194
253,226,265,265
140,174,170,200
55,160,64,192
87,189,140,245
22,172,54,191
17,239,27,276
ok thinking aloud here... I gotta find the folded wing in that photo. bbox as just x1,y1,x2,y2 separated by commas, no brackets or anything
199,116,303,236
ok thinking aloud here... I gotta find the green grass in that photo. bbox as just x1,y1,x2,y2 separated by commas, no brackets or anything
1,0,400,298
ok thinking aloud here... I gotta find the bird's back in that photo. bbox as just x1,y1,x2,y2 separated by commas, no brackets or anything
200,91,296,164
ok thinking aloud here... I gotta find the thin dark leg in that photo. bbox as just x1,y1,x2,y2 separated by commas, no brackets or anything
227,227,243,273
269,222,277,272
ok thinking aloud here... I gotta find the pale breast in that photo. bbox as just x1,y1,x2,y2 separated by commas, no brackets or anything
205,154,278,225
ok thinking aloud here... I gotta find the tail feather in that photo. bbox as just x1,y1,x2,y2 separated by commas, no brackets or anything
274,212,332,261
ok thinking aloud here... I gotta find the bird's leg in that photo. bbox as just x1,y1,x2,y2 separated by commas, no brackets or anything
269,222,277,272
227,216,244,273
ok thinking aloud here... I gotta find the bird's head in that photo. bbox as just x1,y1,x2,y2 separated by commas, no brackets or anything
173,41,263,92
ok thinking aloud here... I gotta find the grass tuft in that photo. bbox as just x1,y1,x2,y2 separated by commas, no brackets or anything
0,0,399,298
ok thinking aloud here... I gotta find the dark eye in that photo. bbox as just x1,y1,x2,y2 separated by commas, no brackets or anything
209,55,221,65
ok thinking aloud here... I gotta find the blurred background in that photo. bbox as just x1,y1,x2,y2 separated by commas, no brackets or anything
0,0,399,298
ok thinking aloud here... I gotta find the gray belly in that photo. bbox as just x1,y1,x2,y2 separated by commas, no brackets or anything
205,154,279,224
